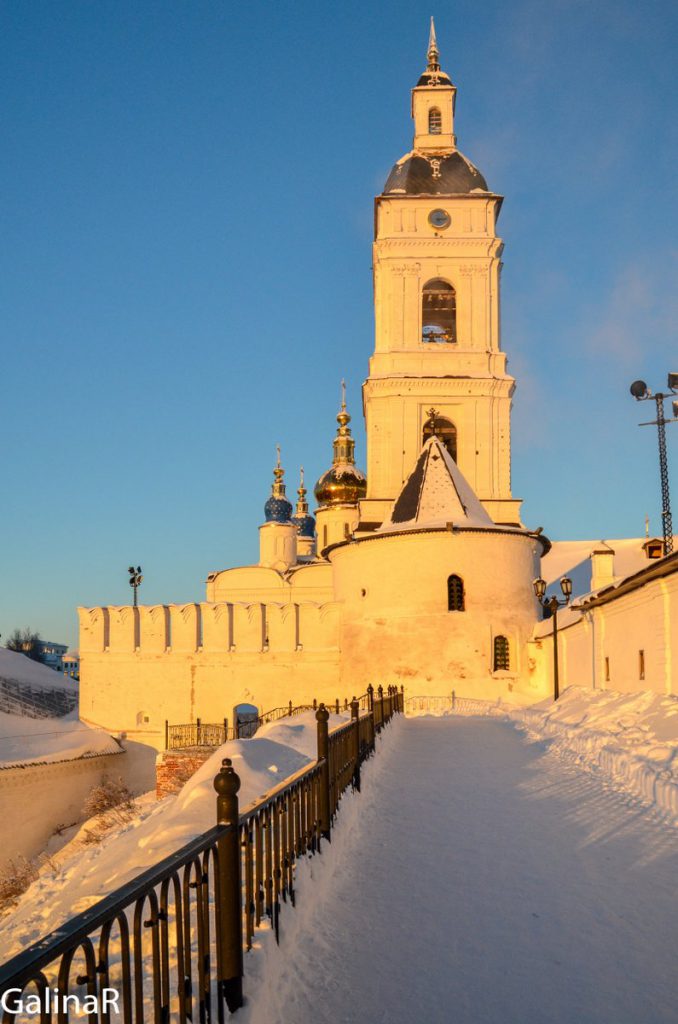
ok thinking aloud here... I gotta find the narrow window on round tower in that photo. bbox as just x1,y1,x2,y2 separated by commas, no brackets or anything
493,635,510,671
447,575,465,612
423,416,457,462
428,107,442,134
422,279,456,344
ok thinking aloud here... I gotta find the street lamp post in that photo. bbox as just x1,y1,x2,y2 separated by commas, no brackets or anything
630,373,678,556
128,565,143,606
533,576,573,702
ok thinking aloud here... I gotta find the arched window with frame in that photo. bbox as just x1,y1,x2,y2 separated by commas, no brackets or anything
422,279,457,344
428,107,442,134
493,635,510,671
447,575,465,612
423,415,457,462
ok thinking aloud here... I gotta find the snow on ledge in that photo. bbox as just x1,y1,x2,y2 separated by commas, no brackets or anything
0,711,120,768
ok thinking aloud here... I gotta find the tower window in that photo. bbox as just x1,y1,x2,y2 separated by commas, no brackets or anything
639,650,645,680
422,279,456,344
423,415,457,462
428,107,442,134
447,575,465,612
493,635,510,671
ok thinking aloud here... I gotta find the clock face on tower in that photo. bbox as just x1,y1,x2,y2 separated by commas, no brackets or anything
428,208,451,229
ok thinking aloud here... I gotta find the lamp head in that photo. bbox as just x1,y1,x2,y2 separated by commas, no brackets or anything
668,372,678,393
629,379,649,400
533,577,547,601
560,576,573,599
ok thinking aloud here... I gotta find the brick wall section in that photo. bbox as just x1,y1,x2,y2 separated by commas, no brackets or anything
156,749,213,799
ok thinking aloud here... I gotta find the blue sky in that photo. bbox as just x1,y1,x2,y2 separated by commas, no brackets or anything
1,0,676,647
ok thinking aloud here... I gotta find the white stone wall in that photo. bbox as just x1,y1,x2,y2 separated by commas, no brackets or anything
330,528,544,701
529,570,678,695
79,601,341,748
0,744,155,870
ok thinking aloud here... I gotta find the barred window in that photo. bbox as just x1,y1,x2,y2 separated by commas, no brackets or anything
447,574,465,611
493,635,510,671
429,107,442,134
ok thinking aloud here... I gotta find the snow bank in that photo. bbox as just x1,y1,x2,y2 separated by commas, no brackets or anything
508,687,678,822
0,711,340,959
0,647,77,693
0,710,119,767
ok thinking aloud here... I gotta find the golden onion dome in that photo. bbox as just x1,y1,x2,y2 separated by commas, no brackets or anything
315,464,367,507
314,382,367,508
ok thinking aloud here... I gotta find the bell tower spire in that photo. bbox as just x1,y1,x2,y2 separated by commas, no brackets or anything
361,23,523,529
410,17,457,152
427,16,440,71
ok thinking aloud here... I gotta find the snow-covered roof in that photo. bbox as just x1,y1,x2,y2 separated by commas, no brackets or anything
0,711,120,768
541,537,670,599
378,436,504,534
0,647,78,693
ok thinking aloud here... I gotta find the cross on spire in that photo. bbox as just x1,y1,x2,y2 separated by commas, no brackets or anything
427,16,440,72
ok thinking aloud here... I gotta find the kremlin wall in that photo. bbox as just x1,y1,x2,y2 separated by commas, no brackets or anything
77,27,678,752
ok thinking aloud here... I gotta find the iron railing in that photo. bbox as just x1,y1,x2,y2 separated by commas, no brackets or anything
164,687,401,750
0,691,403,1019
405,692,504,716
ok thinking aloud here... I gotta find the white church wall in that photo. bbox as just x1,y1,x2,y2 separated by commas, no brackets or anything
529,568,678,696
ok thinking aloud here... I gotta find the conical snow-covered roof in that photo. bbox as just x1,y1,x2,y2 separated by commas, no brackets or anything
378,436,498,533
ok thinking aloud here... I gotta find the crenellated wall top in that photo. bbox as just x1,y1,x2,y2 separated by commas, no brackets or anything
78,601,341,655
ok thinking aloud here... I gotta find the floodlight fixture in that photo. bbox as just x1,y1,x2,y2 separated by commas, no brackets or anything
630,379,649,400
629,373,675,556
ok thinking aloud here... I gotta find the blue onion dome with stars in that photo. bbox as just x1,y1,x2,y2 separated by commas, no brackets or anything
291,467,316,537
264,446,293,523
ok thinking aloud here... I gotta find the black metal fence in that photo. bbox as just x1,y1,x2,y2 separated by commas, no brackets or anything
165,686,401,750
0,687,403,1020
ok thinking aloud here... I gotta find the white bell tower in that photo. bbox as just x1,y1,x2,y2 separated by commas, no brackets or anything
361,21,522,529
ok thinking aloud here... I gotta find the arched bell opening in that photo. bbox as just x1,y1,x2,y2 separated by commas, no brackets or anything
423,416,457,462
422,278,456,344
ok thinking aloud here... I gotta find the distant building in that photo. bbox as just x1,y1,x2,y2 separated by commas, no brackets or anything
36,641,68,673
62,651,80,681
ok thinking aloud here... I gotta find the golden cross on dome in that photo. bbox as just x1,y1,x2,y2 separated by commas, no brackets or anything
341,379,347,410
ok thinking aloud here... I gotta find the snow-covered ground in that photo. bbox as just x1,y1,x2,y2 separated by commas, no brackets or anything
0,647,77,692
0,710,119,767
4,694,678,1023
0,710,348,958
240,715,678,1024
505,687,678,823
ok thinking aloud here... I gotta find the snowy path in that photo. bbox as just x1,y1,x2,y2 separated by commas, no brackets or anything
241,716,678,1024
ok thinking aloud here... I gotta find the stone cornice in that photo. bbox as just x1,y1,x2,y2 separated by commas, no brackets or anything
374,239,502,254
363,375,515,396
